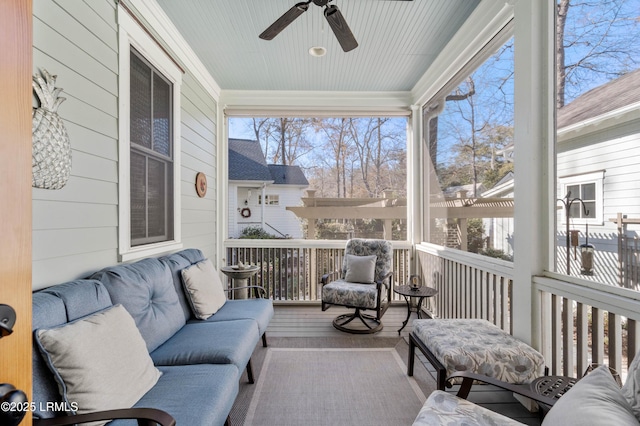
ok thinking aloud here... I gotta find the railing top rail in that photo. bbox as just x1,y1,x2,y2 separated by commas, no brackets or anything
534,275,640,321
224,239,413,250
417,242,514,278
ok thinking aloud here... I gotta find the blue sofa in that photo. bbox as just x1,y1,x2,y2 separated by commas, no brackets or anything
32,249,274,426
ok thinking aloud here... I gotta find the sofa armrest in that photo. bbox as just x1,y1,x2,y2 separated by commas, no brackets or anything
34,408,175,426
447,371,558,407
226,285,267,298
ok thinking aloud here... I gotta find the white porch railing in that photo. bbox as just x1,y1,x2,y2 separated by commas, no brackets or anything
416,243,514,333
224,239,412,303
534,274,640,380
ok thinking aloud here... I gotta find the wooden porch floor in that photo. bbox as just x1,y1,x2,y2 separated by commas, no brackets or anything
265,303,542,425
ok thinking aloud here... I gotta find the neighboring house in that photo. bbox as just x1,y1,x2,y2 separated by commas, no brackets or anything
483,69,640,284
228,139,309,238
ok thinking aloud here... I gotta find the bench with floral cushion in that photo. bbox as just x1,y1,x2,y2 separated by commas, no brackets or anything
408,319,545,390
413,356,640,425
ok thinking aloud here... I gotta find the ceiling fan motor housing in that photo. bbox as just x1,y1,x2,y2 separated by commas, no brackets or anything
313,0,331,6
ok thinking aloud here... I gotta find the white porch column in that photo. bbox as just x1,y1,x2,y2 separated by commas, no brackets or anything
260,184,266,230
512,0,555,347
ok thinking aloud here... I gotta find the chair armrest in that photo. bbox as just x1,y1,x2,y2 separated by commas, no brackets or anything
34,408,175,426
376,271,393,289
447,371,558,408
321,271,339,285
226,285,267,298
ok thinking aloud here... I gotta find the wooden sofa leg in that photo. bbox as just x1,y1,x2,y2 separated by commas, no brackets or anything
262,332,268,347
247,359,254,384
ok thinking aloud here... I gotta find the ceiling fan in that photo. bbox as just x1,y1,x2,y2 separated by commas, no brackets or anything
259,0,412,53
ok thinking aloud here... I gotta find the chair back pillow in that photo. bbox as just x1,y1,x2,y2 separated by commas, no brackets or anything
35,304,162,426
344,254,377,283
181,259,227,319
542,364,637,425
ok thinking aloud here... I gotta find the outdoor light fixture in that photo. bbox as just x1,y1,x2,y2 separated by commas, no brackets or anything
309,46,327,57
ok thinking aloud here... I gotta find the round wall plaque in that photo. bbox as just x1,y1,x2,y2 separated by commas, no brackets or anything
195,172,207,197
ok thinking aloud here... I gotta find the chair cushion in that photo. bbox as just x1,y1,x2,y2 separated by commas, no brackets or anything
542,365,637,425
344,254,377,283
109,364,239,426
322,279,378,309
35,305,162,426
189,298,274,335
342,238,393,282
91,258,186,352
413,390,522,426
181,259,227,319
150,319,260,374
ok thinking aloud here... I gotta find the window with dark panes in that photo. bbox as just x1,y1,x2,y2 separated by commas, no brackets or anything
130,48,174,246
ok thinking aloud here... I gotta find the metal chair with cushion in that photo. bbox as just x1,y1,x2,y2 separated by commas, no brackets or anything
321,238,393,334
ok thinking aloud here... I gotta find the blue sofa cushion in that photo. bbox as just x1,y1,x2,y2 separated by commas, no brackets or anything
110,364,239,426
150,319,259,373
41,279,113,319
159,250,201,322
32,280,114,420
32,292,68,420
190,298,274,336
91,258,185,352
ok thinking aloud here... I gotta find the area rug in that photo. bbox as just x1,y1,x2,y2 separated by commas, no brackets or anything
244,347,426,426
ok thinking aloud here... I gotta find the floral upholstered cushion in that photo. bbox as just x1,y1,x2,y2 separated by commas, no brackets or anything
413,390,522,426
412,319,544,384
341,238,393,282
322,280,378,309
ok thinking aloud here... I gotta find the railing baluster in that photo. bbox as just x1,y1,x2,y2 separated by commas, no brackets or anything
576,302,588,376
592,307,605,365
562,297,574,376
609,312,622,373
551,294,562,375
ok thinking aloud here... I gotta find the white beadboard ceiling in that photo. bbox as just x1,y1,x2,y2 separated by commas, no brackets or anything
155,0,480,92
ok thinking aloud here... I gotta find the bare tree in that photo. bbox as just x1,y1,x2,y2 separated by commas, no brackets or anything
250,117,313,166
557,0,640,108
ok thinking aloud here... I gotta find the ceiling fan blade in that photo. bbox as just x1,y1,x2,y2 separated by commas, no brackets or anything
324,5,358,52
259,2,310,40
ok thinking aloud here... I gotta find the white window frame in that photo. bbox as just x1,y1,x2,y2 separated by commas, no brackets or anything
559,171,604,226
259,194,280,206
118,6,182,261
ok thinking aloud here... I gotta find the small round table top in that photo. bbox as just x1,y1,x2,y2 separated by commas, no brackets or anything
530,375,578,400
393,285,438,298
220,265,260,279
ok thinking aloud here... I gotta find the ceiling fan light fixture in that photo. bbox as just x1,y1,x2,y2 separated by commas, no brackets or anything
309,46,327,57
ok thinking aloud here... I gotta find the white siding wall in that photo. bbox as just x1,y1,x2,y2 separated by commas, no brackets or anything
263,186,305,238
556,118,640,283
32,0,218,289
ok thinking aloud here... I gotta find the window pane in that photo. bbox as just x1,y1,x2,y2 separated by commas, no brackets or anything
581,183,595,201
554,0,640,284
130,52,152,149
227,117,407,240
130,151,147,242
583,202,596,219
147,158,166,239
566,184,579,199
423,37,514,261
153,73,171,157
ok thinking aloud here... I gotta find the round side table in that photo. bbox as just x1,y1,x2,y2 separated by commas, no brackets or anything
393,285,438,334
220,265,260,299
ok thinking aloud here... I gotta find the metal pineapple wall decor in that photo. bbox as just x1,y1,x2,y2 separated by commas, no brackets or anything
32,69,72,189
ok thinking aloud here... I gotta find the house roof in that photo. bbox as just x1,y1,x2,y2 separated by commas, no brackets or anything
228,138,273,181
228,138,309,186
268,165,309,186
557,68,640,129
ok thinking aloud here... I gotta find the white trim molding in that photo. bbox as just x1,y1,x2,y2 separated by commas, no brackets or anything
118,5,183,262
